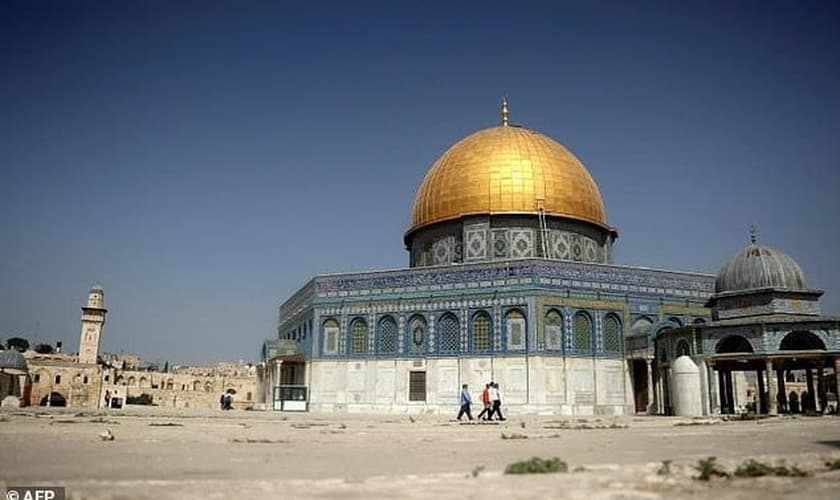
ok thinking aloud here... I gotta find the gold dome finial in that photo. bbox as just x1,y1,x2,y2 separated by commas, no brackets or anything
501,96,510,126
749,225,757,244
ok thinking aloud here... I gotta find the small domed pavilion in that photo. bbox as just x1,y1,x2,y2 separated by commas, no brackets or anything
655,231,840,416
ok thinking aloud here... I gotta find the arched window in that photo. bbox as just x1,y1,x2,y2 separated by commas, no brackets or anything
139,377,147,388
675,339,691,357
668,316,683,327
505,309,526,350
166,379,174,390
350,318,368,354
193,380,201,391
438,313,460,354
128,376,136,386
544,309,563,351
573,312,592,352
471,311,492,352
408,315,426,354
378,316,398,354
204,381,212,392
322,318,339,355
603,314,622,352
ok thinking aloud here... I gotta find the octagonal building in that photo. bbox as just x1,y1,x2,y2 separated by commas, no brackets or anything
259,100,718,415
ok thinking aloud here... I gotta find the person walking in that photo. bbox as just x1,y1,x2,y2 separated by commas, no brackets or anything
476,383,492,421
489,382,505,420
456,384,473,421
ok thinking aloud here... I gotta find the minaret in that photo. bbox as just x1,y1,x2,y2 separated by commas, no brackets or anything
78,284,107,364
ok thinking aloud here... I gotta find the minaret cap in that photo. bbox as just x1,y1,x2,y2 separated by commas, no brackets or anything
749,225,757,244
501,96,510,126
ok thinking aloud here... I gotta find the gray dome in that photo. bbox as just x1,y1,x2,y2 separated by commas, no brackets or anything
715,243,807,293
0,349,28,373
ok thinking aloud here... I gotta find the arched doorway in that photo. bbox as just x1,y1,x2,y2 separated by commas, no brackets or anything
39,391,66,407
778,331,827,413
714,335,754,414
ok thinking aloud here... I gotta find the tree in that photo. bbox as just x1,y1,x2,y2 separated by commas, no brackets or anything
5,337,30,352
34,343,54,354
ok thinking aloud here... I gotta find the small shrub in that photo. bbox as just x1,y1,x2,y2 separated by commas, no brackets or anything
505,457,568,474
471,465,485,478
734,459,809,478
695,456,729,481
658,460,672,476
825,459,840,470
500,432,528,440
777,465,809,477
734,460,773,477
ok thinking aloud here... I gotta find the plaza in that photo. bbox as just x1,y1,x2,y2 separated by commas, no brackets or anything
1,408,839,499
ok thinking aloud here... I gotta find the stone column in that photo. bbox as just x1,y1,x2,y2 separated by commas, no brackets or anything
806,368,816,412
276,361,283,385
756,368,766,414
718,369,727,414
657,369,665,414
835,358,840,408
765,359,778,415
817,365,825,413
708,364,719,414
777,368,787,413
724,371,735,414
646,359,654,414
265,366,271,403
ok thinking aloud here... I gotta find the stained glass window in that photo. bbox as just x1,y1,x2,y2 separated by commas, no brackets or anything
544,309,563,350
603,315,621,352
506,309,525,350
472,312,491,351
408,315,426,354
379,316,397,354
438,313,459,354
323,318,339,355
573,313,591,352
350,319,368,354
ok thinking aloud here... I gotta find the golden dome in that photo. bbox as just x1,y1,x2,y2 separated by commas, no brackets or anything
409,121,608,234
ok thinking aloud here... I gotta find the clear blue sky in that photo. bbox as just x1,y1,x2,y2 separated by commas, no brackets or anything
2,1,839,365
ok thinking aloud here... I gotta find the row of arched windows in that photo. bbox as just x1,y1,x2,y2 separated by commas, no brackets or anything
321,309,623,356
